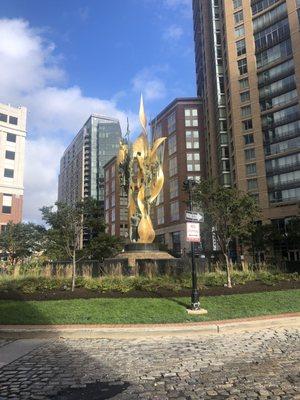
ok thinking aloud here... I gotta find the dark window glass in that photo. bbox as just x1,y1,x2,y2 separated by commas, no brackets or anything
4,169,14,178
2,206,11,214
238,58,248,75
5,151,15,160
0,113,8,122
243,119,253,131
9,116,18,125
244,133,254,145
7,133,16,143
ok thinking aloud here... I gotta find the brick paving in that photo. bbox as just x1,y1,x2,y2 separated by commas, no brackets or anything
0,328,299,399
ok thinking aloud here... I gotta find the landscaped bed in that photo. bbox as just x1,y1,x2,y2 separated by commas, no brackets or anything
0,272,299,301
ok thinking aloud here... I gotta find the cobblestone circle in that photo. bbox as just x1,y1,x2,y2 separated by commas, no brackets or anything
0,328,299,399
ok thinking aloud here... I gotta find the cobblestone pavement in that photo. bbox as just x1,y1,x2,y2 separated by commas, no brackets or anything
0,328,299,399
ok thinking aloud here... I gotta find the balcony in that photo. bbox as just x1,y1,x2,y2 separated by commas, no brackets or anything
259,80,296,101
255,27,290,54
262,111,300,129
268,179,300,190
266,161,300,176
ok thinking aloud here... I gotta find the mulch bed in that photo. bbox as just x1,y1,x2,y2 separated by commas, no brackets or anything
0,280,299,301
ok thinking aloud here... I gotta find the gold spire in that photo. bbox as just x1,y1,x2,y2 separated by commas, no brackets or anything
139,93,147,134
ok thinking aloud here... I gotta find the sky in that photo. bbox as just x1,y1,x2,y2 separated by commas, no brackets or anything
0,0,196,223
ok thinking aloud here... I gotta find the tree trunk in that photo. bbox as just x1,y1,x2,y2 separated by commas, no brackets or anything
71,250,76,292
224,253,232,288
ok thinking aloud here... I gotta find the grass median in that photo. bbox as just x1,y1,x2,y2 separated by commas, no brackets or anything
0,289,299,325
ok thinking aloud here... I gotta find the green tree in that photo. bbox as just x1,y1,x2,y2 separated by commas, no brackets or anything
41,202,83,291
41,199,123,291
0,222,46,263
194,180,260,287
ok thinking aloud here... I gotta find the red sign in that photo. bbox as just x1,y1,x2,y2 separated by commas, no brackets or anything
186,222,200,242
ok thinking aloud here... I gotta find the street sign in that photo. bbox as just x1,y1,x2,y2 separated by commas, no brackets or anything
186,222,201,242
185,210,204,222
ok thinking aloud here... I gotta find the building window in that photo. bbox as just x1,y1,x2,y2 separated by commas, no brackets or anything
247,179,258,190
6,133,16,143
157,190,164,204
105,212,109,224
256,39,292,69
171,231,181,254
235,24,245,38
105,196,110,210
254,17,290,52
186,153,200,171
245,148,256,161
153,123,162,138
0,113,8,122
167,112,176,134
251,0,280,16
111,223,115,235
169,156,178,177
157,205,164,225
253,3,287,33
185,109,198,127
241,105,252,117
111,208,115,222
234,10,244,24
111,194,115,207
170,201,179,221
239,77,249,89
4,168,14,178
244,133,254,145
238,58,248,75
9,116,18,125
233,0,242,9
168,134,177,155
111,179,115,193
5,150,15,160
169,178,178,199
111,165,115,178
236,39,246,56
240,91,250,103
243,119,253,131
246,163,257,176
186,130,199,149
2,194,12,214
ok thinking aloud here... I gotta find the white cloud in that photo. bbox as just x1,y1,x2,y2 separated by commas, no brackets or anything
132,67,167,102
0,18,138,223
163,0,191,18
24,138,65,223
163,25,184,41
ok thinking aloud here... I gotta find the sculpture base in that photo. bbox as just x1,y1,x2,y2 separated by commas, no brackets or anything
104,242,176,275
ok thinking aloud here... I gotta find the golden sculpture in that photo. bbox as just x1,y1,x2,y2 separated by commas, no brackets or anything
118,95,166,243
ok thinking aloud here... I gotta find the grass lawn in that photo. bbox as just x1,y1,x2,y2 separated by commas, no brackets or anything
0,289,299,325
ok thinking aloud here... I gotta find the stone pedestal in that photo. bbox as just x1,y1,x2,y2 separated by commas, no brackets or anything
104,243,176,276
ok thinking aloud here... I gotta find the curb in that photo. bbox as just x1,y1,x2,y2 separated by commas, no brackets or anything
0,313,299,339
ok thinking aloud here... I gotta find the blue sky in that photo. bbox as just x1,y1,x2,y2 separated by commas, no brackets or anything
0,0,196,222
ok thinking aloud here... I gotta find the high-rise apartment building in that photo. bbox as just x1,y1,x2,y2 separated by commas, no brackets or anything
193,0,300,226
103,156,128,238
151,98,205,255
58,115,122,209
0,103,26,229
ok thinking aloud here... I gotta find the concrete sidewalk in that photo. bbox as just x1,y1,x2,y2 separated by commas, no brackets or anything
0,313,299,339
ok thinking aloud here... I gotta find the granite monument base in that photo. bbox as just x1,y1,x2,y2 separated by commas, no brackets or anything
104,243,176,276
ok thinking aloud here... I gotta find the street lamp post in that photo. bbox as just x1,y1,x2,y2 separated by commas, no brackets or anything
184,179,200,311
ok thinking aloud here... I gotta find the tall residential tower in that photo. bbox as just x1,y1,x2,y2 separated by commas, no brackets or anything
58,115,122,209
0,103,26,229
193,0,300,224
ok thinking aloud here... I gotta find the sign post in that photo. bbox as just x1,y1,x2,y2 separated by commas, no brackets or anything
183,179,207,315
